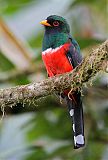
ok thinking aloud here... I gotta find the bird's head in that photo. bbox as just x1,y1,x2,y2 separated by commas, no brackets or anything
40,15,70,34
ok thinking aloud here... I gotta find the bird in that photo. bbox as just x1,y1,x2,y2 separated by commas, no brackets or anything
40,15,85,149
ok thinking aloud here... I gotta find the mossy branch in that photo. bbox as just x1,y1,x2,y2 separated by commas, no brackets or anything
0,40,108,108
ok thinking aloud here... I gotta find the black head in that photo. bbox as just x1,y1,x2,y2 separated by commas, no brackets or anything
40,15,70,34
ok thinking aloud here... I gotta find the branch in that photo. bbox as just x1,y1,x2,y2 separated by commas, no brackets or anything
0,40,108,108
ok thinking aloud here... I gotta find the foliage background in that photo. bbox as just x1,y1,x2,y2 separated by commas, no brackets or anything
0,0,108,160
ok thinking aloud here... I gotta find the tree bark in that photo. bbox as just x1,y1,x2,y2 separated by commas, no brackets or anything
0,40,108,108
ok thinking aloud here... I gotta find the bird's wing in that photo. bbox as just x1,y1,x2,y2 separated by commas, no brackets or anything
66,38,85,149
66,38,82,68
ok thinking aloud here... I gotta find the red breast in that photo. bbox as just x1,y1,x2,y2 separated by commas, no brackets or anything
42,42,73,77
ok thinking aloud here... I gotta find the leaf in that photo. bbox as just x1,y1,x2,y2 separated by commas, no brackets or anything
76,38,103,49
28,32,43,49
0,18,34,70
69,0,106,8
0,51,15,71
0,0,40,15
0,113,34,160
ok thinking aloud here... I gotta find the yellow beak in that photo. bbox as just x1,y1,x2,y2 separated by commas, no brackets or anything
40,20,51,27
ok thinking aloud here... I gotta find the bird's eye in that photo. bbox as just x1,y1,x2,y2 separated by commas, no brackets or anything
53,21,59,26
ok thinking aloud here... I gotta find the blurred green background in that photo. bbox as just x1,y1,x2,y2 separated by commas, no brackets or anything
0,0,108,160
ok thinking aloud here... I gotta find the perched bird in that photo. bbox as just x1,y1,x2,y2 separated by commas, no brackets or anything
40,15,85,149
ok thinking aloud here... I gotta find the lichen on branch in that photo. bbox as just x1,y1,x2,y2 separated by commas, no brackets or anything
0,40,108,108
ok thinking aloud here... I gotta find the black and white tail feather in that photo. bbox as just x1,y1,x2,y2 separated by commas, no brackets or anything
66,92,85,149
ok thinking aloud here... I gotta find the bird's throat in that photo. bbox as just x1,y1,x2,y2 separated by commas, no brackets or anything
42,31,69,51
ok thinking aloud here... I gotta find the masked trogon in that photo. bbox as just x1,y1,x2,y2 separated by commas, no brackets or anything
40,15,85,149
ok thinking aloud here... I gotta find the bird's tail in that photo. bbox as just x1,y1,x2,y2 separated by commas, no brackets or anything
66,91,85,149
